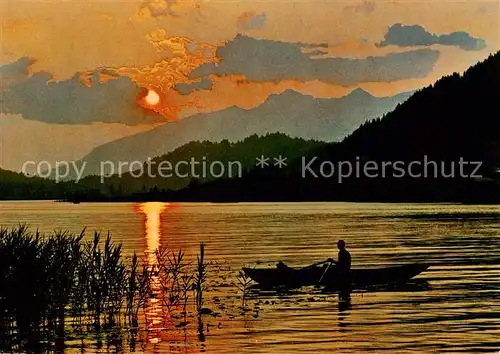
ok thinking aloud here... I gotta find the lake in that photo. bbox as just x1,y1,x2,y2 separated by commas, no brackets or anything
0,201,499,353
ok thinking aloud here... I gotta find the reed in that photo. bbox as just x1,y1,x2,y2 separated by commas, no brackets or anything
236,270,253,305
70,229,88,329
0,225,210,352
194,242,207,313
180,273,194,323
126,253,140,327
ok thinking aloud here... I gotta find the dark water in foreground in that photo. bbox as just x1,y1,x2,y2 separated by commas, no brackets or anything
1,201,499,353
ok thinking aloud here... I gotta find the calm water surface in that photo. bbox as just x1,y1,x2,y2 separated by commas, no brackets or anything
1,201,499,353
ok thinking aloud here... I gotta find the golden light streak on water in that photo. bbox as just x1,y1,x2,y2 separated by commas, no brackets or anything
2,202,500,352
139,202,168,345
139,202,168,263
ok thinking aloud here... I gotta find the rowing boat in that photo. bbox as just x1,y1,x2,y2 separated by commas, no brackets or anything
242,263,429,289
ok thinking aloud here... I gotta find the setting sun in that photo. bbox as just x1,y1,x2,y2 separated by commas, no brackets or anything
145,89,160,106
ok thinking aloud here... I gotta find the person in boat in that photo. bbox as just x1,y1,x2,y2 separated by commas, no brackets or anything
327,240,351,272
326,240,352,290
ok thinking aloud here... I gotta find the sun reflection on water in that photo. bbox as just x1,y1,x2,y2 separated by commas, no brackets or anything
139,202,167,264
138,202,168,345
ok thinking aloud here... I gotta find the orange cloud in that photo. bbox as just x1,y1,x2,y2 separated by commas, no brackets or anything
134,0,201,19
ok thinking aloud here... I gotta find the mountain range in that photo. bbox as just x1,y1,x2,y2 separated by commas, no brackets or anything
56,88,413,178
138,51,500,203
3,52,499,202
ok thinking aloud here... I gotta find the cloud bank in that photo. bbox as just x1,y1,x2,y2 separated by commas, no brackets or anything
0,56,35,91
188,35,440,86
174,76,213,95
237,12,267,31
0,58,164,125
378,24,486,51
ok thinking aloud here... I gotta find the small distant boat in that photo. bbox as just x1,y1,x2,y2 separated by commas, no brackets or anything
242,263,429,289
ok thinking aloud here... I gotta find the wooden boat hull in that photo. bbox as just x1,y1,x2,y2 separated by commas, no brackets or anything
242,263,430,289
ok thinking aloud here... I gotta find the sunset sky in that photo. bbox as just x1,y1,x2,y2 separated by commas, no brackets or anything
0,0,498,171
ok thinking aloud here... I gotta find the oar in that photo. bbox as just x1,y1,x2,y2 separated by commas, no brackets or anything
300,259,329,270
256,259,329,271
318,261,333,285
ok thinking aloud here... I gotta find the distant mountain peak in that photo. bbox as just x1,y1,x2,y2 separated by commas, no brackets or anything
274,89,309,99
345,88,373,99
263,89,312,105
282,88,307,96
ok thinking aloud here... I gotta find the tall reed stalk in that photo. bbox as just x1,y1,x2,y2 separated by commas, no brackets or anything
126,253,151,328
194,242,207,313
236,270,253,306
